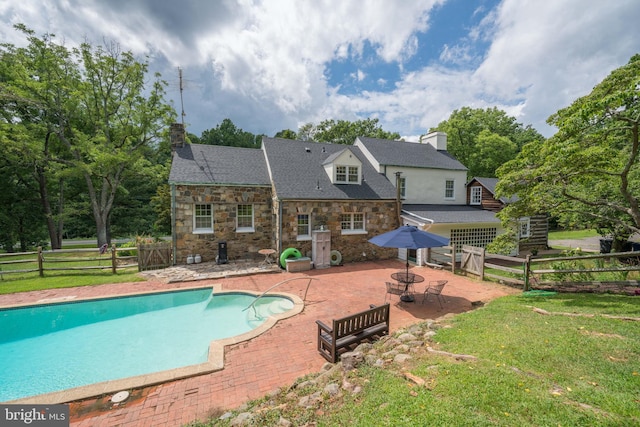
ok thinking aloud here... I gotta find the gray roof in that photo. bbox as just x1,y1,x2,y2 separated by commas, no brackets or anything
356,137,468,171
262,137,398,200
168,143,270,185
402,204,500,224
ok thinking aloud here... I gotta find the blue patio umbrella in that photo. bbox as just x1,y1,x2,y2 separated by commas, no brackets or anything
368,225,449,274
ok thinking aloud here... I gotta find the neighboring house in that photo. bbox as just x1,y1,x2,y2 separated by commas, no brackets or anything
466,177,548,252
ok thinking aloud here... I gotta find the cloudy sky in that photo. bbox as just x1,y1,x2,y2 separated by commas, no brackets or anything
1,0,638,139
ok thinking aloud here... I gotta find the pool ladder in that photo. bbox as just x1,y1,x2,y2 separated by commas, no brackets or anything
243,276,319,316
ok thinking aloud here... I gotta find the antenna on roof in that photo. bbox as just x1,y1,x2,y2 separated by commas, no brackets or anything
178,67,186,125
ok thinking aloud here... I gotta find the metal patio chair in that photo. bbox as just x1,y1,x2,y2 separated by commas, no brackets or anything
422,280,447,309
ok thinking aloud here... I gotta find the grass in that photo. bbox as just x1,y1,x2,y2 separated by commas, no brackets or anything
195,293,640,426
548,229,600,240
0,270,143,294
0,249,143,294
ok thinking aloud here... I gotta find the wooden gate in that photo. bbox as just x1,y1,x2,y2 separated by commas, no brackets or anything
138,242,172,271
460,245,485,276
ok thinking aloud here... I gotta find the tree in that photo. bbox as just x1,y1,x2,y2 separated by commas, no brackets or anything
496,54,640,249
431,107,544,178
0,25,79,249
299,118,401,144
274,129,297,139
0,25,175,247
200,118,258,148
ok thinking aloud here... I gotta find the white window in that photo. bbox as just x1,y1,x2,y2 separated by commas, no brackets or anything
236,204,254,232
336,165,359,183
445,180,455,200
341,213,365,234
399,177,406,198
470,186,482,205
193,204,213,233
297,214,311,240
519,217,531,239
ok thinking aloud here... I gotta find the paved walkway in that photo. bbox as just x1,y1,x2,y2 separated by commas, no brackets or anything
0,260,519,427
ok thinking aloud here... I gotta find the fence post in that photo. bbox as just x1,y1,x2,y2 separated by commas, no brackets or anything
480,247,485,281
451,243,456,274
38,246,44,277
524,254,531,291
111,243,117,274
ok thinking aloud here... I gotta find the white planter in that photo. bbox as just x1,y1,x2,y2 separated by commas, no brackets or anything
194,254,202,264
186,255,194,264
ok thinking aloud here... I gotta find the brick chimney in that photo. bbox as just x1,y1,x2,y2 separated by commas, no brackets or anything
420,131,447,151
170,123,186,152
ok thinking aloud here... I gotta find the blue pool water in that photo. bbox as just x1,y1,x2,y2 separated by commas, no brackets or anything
0,288,294,402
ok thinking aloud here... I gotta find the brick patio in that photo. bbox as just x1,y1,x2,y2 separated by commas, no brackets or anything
0,260,519,426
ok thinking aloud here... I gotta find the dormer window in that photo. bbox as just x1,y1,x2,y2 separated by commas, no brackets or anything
323,148,362,184
336,165,359,183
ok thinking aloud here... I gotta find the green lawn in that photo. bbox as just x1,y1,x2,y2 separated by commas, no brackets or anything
548,229,600,240
195,293,640,426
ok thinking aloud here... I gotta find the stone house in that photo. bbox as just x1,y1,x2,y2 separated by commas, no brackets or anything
168,124,399,265
168,124,532,267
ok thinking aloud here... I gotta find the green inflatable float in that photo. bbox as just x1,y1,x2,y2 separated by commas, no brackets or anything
280,247,302,268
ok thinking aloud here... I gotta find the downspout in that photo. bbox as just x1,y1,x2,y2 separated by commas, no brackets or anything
277,197,283,256
171,184,177,265
395,171,402,227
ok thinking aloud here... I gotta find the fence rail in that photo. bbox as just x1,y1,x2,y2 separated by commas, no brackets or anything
460,245,640,293
0,245,140,279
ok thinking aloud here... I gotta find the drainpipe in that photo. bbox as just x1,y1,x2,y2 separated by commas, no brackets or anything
395,171,402,227
277,197,283,256
171,184,177,265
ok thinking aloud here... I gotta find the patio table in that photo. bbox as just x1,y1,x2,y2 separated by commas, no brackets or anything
390,271,424,302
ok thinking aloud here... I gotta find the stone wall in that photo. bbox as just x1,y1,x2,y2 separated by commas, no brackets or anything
172,184,273,264
277,200,399,264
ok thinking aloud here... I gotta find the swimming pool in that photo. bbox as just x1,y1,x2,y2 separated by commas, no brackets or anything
0,287,300,403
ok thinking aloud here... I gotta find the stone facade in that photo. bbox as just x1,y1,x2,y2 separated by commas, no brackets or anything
172,184,273,264
277,199,399,263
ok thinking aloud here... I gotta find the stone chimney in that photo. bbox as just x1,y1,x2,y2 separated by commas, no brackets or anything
170,123,186,152
420,131,447,151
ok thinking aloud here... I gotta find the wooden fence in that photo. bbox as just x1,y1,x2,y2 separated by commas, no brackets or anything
423,244,457,273
0,245,139,279
460,245,640,293
138,242,172,271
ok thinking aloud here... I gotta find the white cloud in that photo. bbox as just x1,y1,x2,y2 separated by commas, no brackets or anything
1,0,639,138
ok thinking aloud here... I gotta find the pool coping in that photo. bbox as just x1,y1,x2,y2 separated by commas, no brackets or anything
3,284,304,405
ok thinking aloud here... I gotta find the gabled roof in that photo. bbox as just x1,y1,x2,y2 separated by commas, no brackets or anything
169,143,270,185
468,177,517,204
402,204,500,224
356,137,468,171
262,137,397,200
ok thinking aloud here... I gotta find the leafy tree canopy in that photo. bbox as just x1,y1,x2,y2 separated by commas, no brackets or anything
430,107,544,178
496,54,640,246
298,118,400,144
274,128,297,139
0,24,175,247
200,118,260,148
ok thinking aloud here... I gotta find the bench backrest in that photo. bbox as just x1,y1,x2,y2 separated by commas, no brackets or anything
333,303,390,339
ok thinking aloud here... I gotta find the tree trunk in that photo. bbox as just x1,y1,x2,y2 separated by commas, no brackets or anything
36,165,61,250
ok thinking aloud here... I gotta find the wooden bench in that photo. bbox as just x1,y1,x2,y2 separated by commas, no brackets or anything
315,303,390,363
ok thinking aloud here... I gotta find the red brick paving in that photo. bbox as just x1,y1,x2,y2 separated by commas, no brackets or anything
0,260,519,426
